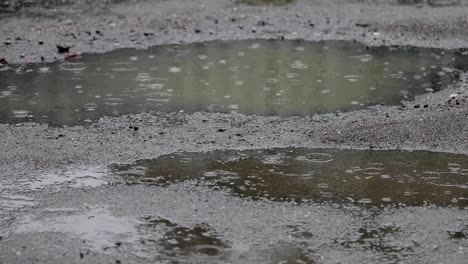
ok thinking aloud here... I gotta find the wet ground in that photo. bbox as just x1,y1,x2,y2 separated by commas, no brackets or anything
1,0,468,263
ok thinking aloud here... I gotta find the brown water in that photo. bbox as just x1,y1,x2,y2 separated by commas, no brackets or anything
111,148,468,207
0,40,467,125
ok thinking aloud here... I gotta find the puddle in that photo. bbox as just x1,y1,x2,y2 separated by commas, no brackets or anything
1,40,467,125
16,207,140,249
13,206,316,262
24,167,108,191
138,216,231,262
110,148,468,207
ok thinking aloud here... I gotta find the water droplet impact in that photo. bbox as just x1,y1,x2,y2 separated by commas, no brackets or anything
169,67,182,73
191,244,225,258
59,62,86,72
12,110,31,118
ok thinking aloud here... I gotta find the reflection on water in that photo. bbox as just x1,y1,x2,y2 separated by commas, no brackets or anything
138,216,230,262
111,148,468,207
1,40,467,125
137,216,314,263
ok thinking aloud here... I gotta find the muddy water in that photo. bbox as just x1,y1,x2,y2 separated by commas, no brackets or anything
111,148,468,207
1,40,467,125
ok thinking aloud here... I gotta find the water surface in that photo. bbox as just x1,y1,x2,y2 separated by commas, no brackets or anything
1,40,467,125
111,148,468,207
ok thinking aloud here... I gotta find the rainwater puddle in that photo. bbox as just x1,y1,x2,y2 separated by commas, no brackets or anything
111,148,468,207
1,40,467,125
16,207,140,249
138,216,230,262
14,209,313,262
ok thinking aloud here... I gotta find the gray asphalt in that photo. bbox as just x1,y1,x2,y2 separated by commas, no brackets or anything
0,0,467,263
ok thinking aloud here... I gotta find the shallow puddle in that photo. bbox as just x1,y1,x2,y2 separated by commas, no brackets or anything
111,148,468,207
138,216,230,262
1,40,467,125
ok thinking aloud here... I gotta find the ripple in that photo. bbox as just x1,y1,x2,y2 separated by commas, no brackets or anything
290,60,308,69
357,198,373,204
191,244,225,258
84,103,98,111
104,98,124,106
12,110,31,118
59,62,86,72
111,62,137,72
262,154,285,165
296,153,334,163
363,167,384,175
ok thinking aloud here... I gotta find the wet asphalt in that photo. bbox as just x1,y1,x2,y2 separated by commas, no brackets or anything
0,0,467,263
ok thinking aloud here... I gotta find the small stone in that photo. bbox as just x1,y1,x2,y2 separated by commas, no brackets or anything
194,29,201,33
355,23,369,28
56,45,70,54
217,128,226,132
414,104,420,108
423,104,429,108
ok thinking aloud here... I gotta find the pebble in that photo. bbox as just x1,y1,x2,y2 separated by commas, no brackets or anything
56,45,71,54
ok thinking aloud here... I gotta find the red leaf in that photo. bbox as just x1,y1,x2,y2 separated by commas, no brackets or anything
65,53,79,60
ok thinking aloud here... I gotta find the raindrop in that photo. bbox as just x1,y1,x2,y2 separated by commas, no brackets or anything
169,67,182,73
84,103,98,111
